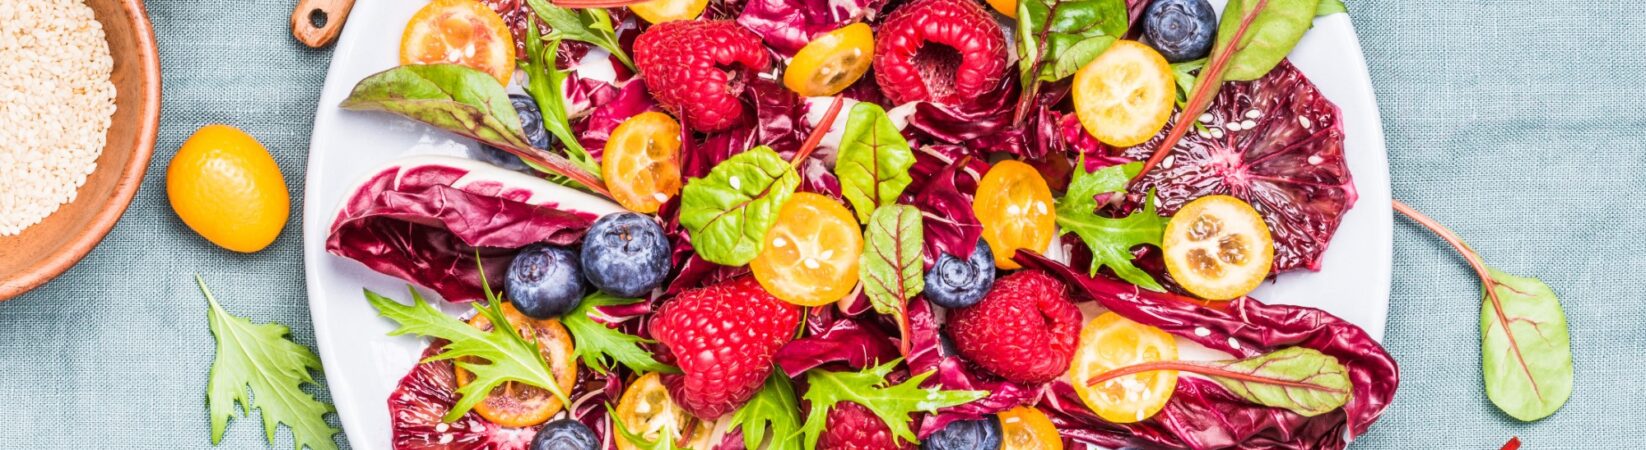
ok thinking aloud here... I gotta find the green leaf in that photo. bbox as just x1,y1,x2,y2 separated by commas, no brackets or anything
562,292,677,375
679,146,801,266
1316,0,1347,16
1171,58,1206,109
1202,347,1352,416
1017,0,1128,83
730,374,803,450
835,103,916,222
340,64,530,150
1055,162,1170,290
522,22,599,178
525,0,634,70
800,360,986,449
1481,267,1573,421
1212,0,1321,82
364,285,570,421
199,276,338,450
859,205,924,345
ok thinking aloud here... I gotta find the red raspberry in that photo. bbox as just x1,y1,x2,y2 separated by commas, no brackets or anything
945,270,1082,384
873,0,1009,105
634,20,772,132
651,277,799,418
817,401,916,450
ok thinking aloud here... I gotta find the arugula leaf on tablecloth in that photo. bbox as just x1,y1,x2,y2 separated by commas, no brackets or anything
200,275,339,450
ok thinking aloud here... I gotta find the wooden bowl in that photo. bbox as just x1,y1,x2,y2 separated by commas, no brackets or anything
0,0,161,301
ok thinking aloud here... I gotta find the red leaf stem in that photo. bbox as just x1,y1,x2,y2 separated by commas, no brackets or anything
1500,437,1522,450
466,134,612,199
1085,360,1348,394
791,94,845,166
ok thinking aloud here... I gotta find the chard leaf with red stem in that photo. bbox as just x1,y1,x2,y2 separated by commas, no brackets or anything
1088,346,1351,417
1012,0,1128,123
859,204,925,356
1393,200,1572,421
679,146,801,266
835,102,915,223
525,0,634,70
800,359,986,450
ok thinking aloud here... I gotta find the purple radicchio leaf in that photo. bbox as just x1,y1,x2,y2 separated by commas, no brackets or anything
906,298,1042,438
910,153,988,265
326,160,597,302
573,78,656,158
569,366,625,450
736,0,889,56
774,314,901,377
903,76,1019,151
1016,252,1399,450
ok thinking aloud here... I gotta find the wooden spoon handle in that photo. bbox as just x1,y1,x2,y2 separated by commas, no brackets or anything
291,0,357,48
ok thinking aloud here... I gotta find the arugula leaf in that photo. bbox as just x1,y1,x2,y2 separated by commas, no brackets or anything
859,205,924,355
199,276,338,450
562,292,676,375
522,20,600,178
525,0,634,70
800,360,986,449
679,146,801,266
1212,0,1321,82
1171,58,1206,109
1055,162,1170,290
1086,347,1352,417
1481,267,1573,421
835,102,916,223
364,286,570,421
1317,0,1347,16
729,374,803,450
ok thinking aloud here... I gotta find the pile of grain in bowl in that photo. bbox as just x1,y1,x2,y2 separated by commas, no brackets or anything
0,0,117,236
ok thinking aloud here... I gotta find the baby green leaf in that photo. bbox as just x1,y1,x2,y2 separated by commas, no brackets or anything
1171,58,1206,109
1317,0,1346,16
835,103,916,222
1056,162,1169,291
680,146,800,266
1086,347,1351,417
1212,0,1321,82
1016,0,1129,83
364,286,570,421
525,0,634,70
730,374,804,450
860,205,924,355
1481,268,1573,421
199,276,339,450
562,292,676,375
522,23,599,178
801,360,986,450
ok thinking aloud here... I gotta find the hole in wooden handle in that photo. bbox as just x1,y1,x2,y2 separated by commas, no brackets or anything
308,9,329,29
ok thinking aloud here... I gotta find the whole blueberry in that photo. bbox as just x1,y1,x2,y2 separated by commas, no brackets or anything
531,419,599,450
1143,0,1218,62
925,240,995,309
474,94,553,171
507,244,586,318
922,416,1003,450
580,212,672,297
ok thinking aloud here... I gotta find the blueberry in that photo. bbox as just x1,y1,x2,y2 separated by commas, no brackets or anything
924,240,995,309
580,212,672,297
474,94,553,171
1143,0,1218,63
507,244,586,318
922,416,1003,450
531,419,599,450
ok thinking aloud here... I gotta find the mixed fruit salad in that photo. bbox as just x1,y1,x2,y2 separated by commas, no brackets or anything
327,0,1397,448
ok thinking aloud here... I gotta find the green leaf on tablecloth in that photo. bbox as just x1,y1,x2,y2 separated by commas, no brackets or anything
199,275,339,450
1481,267,1573,421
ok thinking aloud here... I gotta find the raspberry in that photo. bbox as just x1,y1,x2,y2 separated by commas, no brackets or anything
817,401,916,450
634,20,773,132
873,0,1009,105
651,277,799,418
945,270,1082,384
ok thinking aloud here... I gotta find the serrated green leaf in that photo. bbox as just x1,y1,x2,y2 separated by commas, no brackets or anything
836,103,916,222
730,374,803,450
364,285,570,422
563,292,676,375
679,146,801,265
1212,0,1320,81
1481,267,1572,421
1055,162,1169,290
860,205,924,320
800,360,986,450
522,23,600,178
200,276,339,450
525,0,634,70
1203,347,1352,416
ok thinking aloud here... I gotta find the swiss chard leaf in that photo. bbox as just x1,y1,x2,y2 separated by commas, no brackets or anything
1481,267,1573,421
562,292,676,375
199,276,339,450
730,374,804,450
1056,162,1169,290
525,0,634,70
835,102,916,223
1016,0,1128,84
800,360,986,450
859,205,924,355
1317,0,1346,16
522,22,599,178
1086,347,1352,417
1211,0,1321,82
679,146,801,265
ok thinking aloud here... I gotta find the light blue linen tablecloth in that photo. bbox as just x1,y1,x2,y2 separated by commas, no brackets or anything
2,0,1642,448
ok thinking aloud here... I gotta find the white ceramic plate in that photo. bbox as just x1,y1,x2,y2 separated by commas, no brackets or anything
303,1,1392,447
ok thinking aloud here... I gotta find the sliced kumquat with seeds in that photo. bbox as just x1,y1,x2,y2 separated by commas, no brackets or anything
1072,40,1175,147
400,0,516,84
614,373,717,450
629,0,709,24
1069,312,1178,424
603,111,684,213
454,302,577,427
751,193,863,306
974,160,1057,269
998,406,1063,450
1162,195,1275,300
784,23,875,97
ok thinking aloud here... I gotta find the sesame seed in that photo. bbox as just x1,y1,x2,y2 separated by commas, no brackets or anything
1198,113,1215,124
803,258,821,269
1299,116,1313,129
728,175,741,190
1006,204,1022,215
653,192,670,203
1194,327,1211,337
1035,201,1048,215
1162,155,1175,169
439,434,454,444
1241,119,1257,129
1210,128,1225,139
1225,122,1242,132
1228,337,1242,349
772,237,787,248
1308,155,1325,165
1198,130,1212,139
1245,109,1262,119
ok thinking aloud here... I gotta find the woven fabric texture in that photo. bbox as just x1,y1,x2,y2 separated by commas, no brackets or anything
2,0,1642,448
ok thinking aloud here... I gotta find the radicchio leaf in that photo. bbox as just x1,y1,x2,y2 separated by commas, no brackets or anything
327,159,597,302
737,0,888,56
911,154,987,266
1017,252,1398,450
573,79,656,159
775,316,901,376
903,77,1020,152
